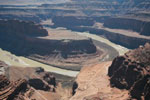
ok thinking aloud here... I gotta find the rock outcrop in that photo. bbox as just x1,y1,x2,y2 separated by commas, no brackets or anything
0,19,97,57
8,66,57,92
28,71,57,92
104,17,150,36
69,26,150,49
43,73,56,87
28,78,50,91
52,16,94,28
70,62,129,100
71,43,150,100
108,43,150,100
0,75,27,100
0,61,61,100
0,19,48,37
0,19,103,70
0,61,8,75
1,0,150,50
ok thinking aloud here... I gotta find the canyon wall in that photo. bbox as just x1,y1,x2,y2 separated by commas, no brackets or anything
64,26,150,49
0,19,100,70
0,19,48,37
52,16,94,28
104,18,150,36
0,75,27,100
0,20,96,57
1,0,150,50
0,61,59,100
49,16,150,49
108,43,150,100
71,43,150,100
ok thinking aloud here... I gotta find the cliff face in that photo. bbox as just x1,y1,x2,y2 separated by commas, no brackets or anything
52,16,94,28
0,75,27,100
0,20,96,56
0,19,48,37
71,43,150,100
70,62,130,100
103,30,150,49
0,19,101,70
0,60,60,100
104,18,150,36
108,43,150,100
69,0,150,12
69,26,150,49
1,0,150,50
28,70,56,92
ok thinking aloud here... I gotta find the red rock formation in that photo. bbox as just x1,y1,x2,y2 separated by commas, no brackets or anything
43,73,56,87
0,19,100,71
8,66,57,92
70,62,129,100
0,61,59,100
28,78,50,91
0,19,48,37
108,43,150,100
71,43,150,100
0,75,27,100
104,17,150,36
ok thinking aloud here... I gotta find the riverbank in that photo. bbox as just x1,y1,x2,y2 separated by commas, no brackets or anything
0,30,128,77
76,32,129,55
0,48,79,77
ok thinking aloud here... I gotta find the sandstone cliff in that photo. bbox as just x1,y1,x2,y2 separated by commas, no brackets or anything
104,18,150,36
0,19,101,70
0,20,96,57
0,60,65,100
0,75,27,100
71,43,150,100
70,62,129,100
69,26,150,49
108,43,150,100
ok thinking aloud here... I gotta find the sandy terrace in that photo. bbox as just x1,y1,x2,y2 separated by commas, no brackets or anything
70,62,129,100
38,27,88,40
94,22,150,39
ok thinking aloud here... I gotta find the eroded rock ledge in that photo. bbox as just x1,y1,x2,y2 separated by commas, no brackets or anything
104,17,150,36
0,75,27,100
0,19,104,70
0,61,58,100
108,43,150,100
70,62,129,100
71,43,150,100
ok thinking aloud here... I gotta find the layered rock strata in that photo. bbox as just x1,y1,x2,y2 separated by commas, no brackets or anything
0,75,27,100
108,43,150,100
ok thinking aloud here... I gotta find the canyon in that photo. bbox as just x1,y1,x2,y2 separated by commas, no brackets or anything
0,0,150,100
1,43,148,100
0,60,76,100
71,43,150,100
108,43,150,100
0,0,150,50
0,19,107,71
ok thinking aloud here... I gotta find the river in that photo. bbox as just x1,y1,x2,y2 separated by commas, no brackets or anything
0,31,128,77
